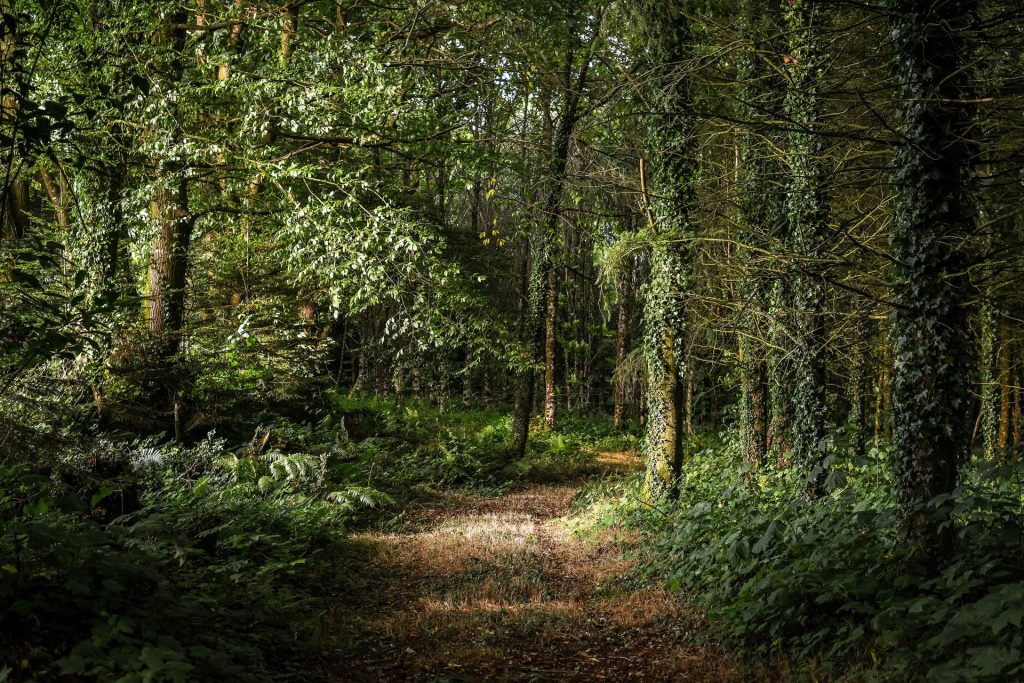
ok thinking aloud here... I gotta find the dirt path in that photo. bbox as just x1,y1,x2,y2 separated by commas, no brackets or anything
325,456,740,682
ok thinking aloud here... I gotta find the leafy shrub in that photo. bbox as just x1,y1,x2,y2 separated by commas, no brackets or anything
637,436,1024,681
0,431,390,681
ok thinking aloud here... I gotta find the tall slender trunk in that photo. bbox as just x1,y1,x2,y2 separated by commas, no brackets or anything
684,361,694,437
768,276,795,463
143,12,193,421
543,267,557,429
613,275,630,429
889,0,978,566
980,302,999,457
849,317,873,460
393,365,405,410
462,350,474,408
637,1,697,500
1,7,28,275
1012,362,1022,449
784,0,831,496
99,137,131,296
482,362,493,409
743,335,769,466
511,15,597,457
736,0,784,468
998,329,1011,457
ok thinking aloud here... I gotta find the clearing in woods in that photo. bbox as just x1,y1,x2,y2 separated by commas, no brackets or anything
324,453,755,682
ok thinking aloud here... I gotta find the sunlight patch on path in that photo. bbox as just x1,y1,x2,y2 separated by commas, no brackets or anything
329,461,744,681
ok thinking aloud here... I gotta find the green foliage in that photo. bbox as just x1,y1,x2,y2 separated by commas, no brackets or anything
0,430,389,681
634,436,1024,680
336,399,617,492
0,394,622,680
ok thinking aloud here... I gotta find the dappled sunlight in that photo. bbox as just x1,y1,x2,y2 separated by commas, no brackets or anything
329,456,744,681
596,450,641,473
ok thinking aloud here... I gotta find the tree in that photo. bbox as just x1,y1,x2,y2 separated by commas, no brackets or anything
510,4,601,457
888,0,979,564
635,0,698,499
783,0,832,495
735,0,785,468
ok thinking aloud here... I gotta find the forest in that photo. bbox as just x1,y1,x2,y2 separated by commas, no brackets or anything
2,0,1024,680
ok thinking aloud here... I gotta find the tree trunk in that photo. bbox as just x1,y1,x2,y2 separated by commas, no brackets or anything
613,278,630,429
768,276,795,464
849,318,873,460
147,177,193,365
142,12,192,420
998,329,1011,458
889,0,978,567
637,0,696,500
980,303,999,457
784,0,831,496
1013,362,1022,450
543,267,557,429
511,16,596,458
462,350,474,409
280,3,299,68
218,0,245,81
735,0,784,470
1,179,28,243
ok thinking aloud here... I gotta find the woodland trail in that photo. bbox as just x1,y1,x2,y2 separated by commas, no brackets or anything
324,453,743,682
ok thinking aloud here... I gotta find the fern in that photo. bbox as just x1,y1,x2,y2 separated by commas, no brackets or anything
266,452,319,482
327,486,395,511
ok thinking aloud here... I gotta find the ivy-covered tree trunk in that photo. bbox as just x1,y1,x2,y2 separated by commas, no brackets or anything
544,266,557,429
1013,360,1022,449
637,0,696,500
848,317,874,460
783,0,831,495
768,278,796,463
889,0,978,565
997,327,1012,458
980,302,999,458
736,0,785,468
613,274,630,430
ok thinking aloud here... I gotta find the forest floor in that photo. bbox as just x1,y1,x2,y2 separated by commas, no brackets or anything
322,451,752,682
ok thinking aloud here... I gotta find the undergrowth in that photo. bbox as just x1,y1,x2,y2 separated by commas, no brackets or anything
605,434,1024,681
0,395,631,681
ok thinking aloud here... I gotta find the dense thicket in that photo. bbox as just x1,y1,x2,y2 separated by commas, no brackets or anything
4,0,1024,680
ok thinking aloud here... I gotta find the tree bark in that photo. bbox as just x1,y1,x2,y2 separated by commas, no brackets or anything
147,177,193,363
736,0,784,468
280,2,299,68
889,0,978,567
998,329,1011,457
543,266,557,430
637,0,697,500
613,276,630,430
784,0,831,497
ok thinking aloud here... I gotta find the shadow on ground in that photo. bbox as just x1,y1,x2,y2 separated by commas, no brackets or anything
320,454,760,682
